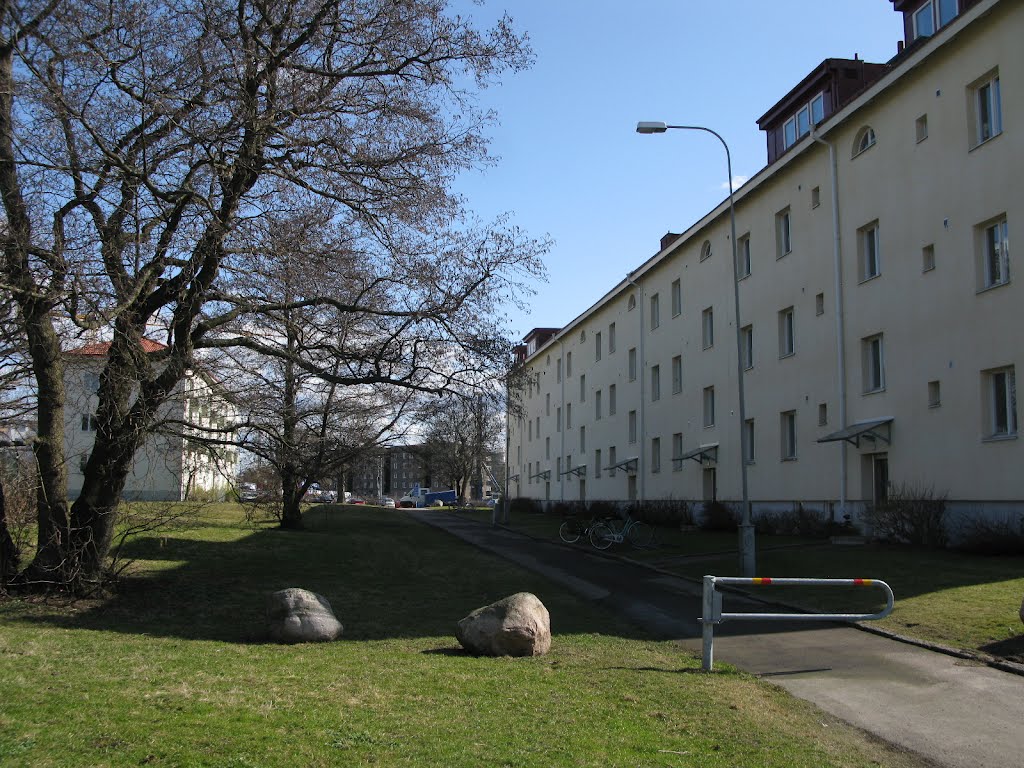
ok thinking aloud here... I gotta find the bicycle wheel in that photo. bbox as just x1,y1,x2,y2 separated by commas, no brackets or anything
627,521,654,548
559,519,583,544
589,522,615,550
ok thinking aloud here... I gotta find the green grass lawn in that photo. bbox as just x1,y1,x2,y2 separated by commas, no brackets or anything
0,504,929,767
447,506,1024,661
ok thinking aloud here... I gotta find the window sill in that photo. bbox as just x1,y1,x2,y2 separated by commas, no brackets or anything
777,250,792,261
743,364,754,372
928,402,941,409
859,273,881,285
703,344,713,351
982,433,1018,443
703,424,715,430
976,279,1010,295
862,386,886,396
969,131,1002,153
781,456,798,462
737,273,751,282
744,459,756,466
779,351,795,360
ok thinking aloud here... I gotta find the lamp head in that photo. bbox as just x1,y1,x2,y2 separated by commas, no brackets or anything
636,121,668,134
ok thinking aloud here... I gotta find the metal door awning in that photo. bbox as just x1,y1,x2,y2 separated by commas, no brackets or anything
817,417,893,447
507,473,521,482
603,456,638,474
528,469,551,481
560,464,587,478
673,443,718,467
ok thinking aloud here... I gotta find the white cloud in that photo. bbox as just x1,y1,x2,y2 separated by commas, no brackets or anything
720,175,749,191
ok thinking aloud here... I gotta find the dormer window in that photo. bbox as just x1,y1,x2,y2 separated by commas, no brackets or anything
783,92,826,150
912,0,959,41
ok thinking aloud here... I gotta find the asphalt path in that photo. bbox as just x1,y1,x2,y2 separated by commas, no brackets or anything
413,510,1024,768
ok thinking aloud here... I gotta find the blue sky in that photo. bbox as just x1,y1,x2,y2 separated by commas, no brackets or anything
452,1,906,339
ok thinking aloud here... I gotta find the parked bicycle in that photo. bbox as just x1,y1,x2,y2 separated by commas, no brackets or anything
588,514,654,550
558,515,603,544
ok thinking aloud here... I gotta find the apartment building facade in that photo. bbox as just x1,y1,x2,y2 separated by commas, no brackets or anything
508,0,1020,528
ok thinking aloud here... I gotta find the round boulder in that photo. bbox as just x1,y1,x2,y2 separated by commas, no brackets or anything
267,587,343,643
456,592,551,657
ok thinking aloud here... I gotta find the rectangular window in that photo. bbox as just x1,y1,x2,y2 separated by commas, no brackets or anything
566,402,572,429
608,322,616,353
973,73,1002,146
595,389,602,420
741,325,753,370
556,456,561,476
776,208,792,257
744,419,755,464
737,234,751,278
579,375,586,402
702,307,714,349
651,365,660,402
84,372,101,394
628,410,637,444
556,406,561,432
566,351,572,378
595,331,602,361
922,244,936,272
608,446,616,477
985,367,1017,438
862,334,885,393
672,432,683,471
913,1,935,38
545,392,550,416
580,425,586,453
528,419,533,441
810,92,825,124
978,217,1009,289
546,436,551,460
928,380,941,409
778,307,795,358
80,414,98,432
628,347,637,381
815,292,825,316
671,279,682,317
703,386,715,428
651,437,661,474
781,411,797,460
916,114,929,143
672,355,682,394
650,293,660,330
595,448,602,479
811,186,821,209
784,117,797,149
556,358,562,383
536,416,540,437
609,384,616,415
859,221,881,281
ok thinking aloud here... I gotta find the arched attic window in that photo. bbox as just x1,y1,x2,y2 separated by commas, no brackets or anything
700,239,712,261
853,126,876,157
579,330,586,343
627,294,636,311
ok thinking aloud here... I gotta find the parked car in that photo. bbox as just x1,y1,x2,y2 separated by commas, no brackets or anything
346,496,365,505
304,484,337,503
238,482,260,503
378,496,396,508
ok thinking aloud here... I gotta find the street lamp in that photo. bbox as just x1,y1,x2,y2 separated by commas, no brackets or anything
636,120,756,577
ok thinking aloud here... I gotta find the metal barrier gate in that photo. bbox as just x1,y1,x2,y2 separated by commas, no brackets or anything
700,575,895,671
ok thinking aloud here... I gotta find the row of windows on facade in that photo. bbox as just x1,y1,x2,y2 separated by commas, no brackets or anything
525,210,1008,406
519,365,1017,481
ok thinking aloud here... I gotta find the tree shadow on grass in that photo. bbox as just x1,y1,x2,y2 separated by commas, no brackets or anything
16,506,656,644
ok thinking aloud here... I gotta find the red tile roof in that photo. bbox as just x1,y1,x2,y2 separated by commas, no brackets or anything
67,338,168,356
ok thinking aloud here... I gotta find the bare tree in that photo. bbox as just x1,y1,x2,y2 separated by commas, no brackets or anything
420,390,503,502
0,1,545,591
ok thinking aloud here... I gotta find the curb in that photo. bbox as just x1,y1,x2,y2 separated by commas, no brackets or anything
441,509,1024,678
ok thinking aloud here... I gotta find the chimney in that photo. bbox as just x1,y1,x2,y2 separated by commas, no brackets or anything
897,40,905,54
660,232,682,251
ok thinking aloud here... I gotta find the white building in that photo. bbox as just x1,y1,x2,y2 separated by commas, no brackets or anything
65,340,239,501
508,0,1020,530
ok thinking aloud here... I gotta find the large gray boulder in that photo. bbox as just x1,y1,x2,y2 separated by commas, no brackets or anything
456,592,551,657
267,588,343,643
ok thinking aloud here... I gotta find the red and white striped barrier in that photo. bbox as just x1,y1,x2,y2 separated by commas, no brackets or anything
700,575,894,671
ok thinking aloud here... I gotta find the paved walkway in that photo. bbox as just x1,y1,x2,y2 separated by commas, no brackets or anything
414,510,1024,768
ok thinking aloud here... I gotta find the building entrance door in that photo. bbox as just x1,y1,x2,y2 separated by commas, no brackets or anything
702,467,717,502
627,474,637,501
873,454,889,506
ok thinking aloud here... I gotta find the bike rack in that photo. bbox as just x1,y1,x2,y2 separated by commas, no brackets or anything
699,575,894,671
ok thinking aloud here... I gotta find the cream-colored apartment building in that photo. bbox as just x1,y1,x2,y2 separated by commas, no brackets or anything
508,0,1020,530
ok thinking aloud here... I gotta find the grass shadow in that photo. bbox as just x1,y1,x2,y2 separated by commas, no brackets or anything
15,505,655,645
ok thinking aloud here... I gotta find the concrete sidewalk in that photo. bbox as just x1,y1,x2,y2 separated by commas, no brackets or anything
414,510,1024,768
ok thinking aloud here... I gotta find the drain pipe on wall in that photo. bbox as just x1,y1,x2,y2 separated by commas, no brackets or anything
812,130,849,521
626,271,645,504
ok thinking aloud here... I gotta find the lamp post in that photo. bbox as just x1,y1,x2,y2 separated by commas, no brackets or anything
636,121,755,576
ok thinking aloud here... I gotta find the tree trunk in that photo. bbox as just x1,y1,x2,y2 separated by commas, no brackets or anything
0,478,19,590
278,328,303,530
